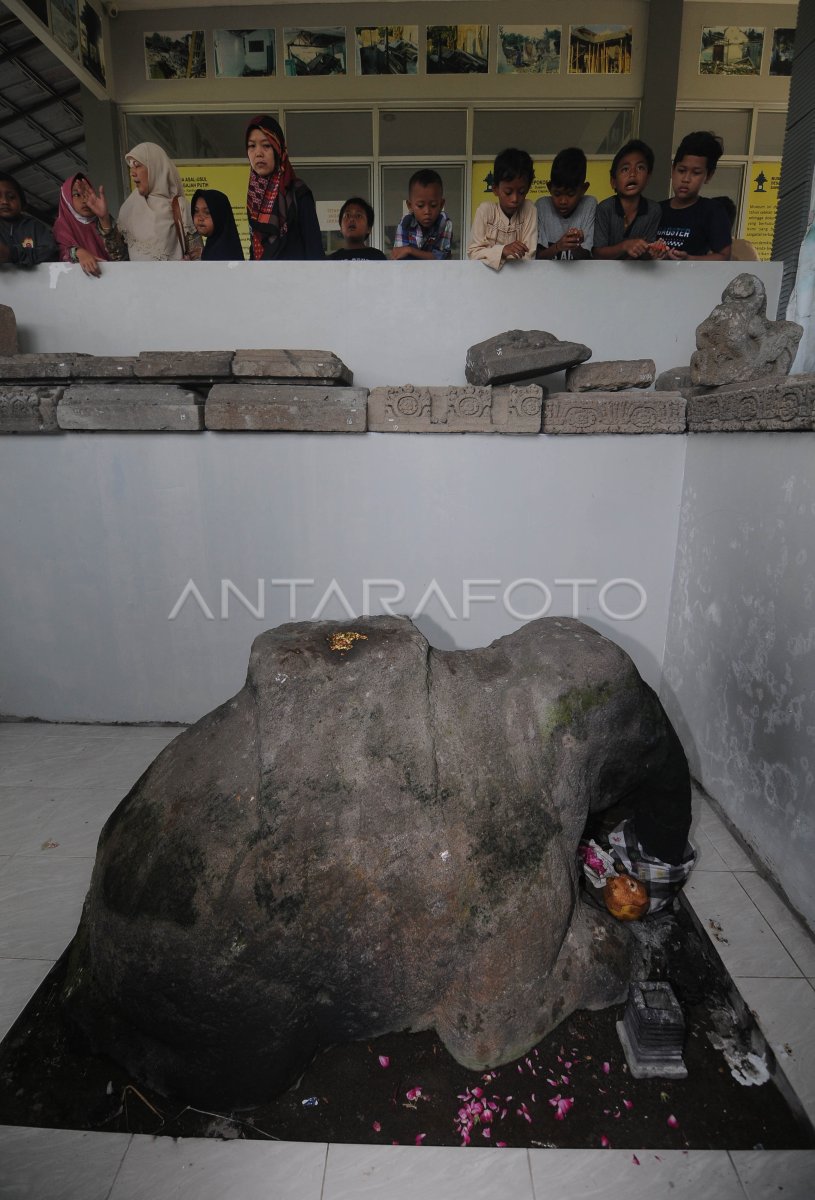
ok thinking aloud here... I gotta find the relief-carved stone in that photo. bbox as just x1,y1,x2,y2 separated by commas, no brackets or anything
690,274,803,387
0,386,62,433
368,386,432,431
368,384,544,433
686,374,815,432
543,391,686,435
492,384,544,433
433,386,493,429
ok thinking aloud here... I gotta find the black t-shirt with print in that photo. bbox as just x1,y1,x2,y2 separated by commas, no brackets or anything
656,197,732,256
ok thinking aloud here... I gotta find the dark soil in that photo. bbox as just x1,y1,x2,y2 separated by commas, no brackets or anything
1,901,812,1150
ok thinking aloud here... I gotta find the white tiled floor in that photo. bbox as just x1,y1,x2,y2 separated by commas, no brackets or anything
0,724,813,1199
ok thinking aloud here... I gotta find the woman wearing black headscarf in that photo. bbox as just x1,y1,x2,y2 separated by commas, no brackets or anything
191,189,245,261
245,115,323,261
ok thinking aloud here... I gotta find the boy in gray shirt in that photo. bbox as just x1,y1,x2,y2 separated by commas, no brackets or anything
593,140,662,259
536,147,596,260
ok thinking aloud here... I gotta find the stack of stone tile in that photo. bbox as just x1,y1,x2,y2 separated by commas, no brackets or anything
206,350,365,432
546,357,686,434
655,273,813,433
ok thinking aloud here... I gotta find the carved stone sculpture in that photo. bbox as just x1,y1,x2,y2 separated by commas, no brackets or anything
690,274,803,387
64,616,690,1107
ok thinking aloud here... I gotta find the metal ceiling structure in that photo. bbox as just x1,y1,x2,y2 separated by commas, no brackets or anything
0,0,87,221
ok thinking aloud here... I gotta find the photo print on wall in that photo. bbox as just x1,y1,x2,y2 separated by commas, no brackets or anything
497,26,561,74
284,28,347,76
427,25,488,74
78,0,105,85
769,28,794,76
214,29,275,77
568,25,632,74
144,31,206,80
49,0,80,60
356,26,418,75
699,27,764,75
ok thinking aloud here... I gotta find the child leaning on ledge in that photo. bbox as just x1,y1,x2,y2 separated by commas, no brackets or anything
392,170,452,260
0,172,57,267
536,147,596,260
654,131,732,261
468,148,537,270
592,139,662,260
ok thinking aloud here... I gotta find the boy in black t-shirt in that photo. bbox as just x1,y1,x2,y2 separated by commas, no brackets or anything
327,197,386,261
654,131,731,260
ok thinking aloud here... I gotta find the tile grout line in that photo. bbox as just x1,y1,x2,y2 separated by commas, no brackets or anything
319,1142,330,1200
102,1132,134,1200
725,1149,753,1199
730,872,811,979
526,1147,538,1200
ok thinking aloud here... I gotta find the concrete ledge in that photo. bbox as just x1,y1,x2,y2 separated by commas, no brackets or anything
543,391,687,434
686,376,815,432
0,386,62,433
205,384,367,431
57,385,205,431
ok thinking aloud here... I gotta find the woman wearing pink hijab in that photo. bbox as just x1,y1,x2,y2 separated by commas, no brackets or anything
52,172,124,277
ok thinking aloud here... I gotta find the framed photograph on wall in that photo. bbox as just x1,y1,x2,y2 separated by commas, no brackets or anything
49,0,80,61
214,29,275,78
144,31,207,80
427,26,488,74
568,25,632,74
769,28,794,76
356,26,418,75
699,27,764,76
283,28,347,76
78,0,105,85
497,26,561,75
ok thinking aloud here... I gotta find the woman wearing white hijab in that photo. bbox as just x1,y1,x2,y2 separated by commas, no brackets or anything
111,142,201,261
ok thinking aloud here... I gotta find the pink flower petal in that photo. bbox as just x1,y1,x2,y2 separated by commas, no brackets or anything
482,1127,491,1138
602,1061,610,1075
667,1114,679,1129
415,1133,426,1146
497,1141,507,1147
406,1087,422,1102
372,1120,381,1132
378,1056,390,1068
471,1086,484,1098
623,1099,634,1110
632,1154,640,1165
601,1134,611,1148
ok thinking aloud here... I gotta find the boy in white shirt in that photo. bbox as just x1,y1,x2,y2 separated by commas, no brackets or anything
467,148,537,271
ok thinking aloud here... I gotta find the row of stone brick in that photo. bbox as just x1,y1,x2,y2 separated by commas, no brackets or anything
0,350,353,387
3,376,814,435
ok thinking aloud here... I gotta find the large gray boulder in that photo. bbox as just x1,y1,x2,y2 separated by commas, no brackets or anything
63,617,688,1106
690,274,803,387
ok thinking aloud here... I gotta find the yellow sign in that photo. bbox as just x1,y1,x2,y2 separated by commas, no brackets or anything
177,164,251,259
743,160,781,261
471,159,615,225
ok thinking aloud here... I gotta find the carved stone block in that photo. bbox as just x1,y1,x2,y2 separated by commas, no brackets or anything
135,351,234,379
0,386,62,433
686,375,815,432
543,391,687,435
691,274,803,387
0,305,19,353
205,384,367,431
0,353,91,380
73,357,138,380
566,359,655,392
58,385,204,431
368,384,545,433
232,349,353,386
466,329,591,386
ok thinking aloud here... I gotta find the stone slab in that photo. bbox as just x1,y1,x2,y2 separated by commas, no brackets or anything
654,365,692,393
542,391,687,435
691,273,803,387
0,353,91,381
73,357,138,380
57,385,204,431
565,358,655,392
205,384,367,431
367,384,544,433
0,386,62,433
0,305,18,354
135,351,234,379
232,349,353,386
686,374,815,432
465,329,591,386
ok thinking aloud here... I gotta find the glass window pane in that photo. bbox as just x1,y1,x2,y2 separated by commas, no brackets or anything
380,163,464,259
297,165,372,254
379,110,467,156
125,113,261,159
287,110,372,157
473,109,631,156
754,111,786,157
673,110,750,156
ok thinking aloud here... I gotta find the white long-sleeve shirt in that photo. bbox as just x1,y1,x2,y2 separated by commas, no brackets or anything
467,199,538,271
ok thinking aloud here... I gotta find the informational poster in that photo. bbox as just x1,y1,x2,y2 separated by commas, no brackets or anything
177,165,251,259
471,160,614,226
743,160,781,261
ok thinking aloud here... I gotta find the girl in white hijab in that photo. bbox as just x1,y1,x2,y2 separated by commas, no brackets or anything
115,142,201,261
